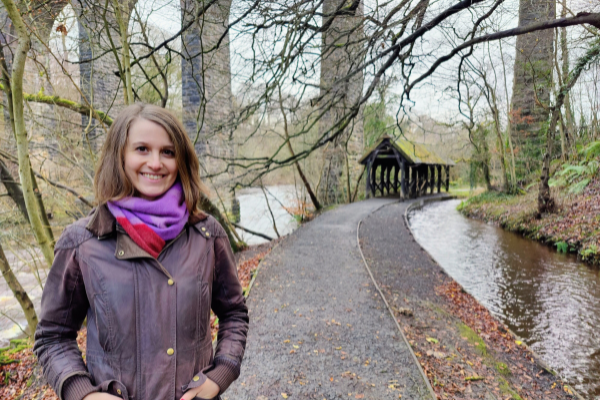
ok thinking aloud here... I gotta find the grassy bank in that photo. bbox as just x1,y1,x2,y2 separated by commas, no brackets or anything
458,178,600,265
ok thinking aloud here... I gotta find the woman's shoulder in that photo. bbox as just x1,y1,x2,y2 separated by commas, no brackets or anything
189,212,228,239
54,213,97,250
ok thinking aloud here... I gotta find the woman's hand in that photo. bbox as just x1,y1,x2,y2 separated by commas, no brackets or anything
181,378,220,400
82,393,121,400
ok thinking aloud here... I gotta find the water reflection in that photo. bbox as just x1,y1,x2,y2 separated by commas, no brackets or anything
409,199,600,398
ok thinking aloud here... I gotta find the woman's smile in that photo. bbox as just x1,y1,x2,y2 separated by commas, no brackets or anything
140,172,166,181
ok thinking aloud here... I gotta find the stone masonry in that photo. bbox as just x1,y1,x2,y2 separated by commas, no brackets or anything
181,0,234,189
318,0,365,205
510,0,555,178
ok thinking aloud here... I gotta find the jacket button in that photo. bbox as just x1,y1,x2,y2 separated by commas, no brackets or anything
117,389,122,395
167,279,174,286
205,232,210,238
118,250,124,256
193,376,200,382
201,227,206,232
167,348,174,355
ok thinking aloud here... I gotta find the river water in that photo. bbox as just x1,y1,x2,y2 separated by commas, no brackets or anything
0,185,299,345
409,199,600,399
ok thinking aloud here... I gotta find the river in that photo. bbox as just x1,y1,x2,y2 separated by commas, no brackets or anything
409,199,600,399
0,185,299,345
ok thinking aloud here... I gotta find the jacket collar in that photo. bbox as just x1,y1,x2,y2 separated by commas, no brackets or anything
86,203,208,238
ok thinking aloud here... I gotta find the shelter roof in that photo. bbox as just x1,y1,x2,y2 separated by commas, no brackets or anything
359,135,455,166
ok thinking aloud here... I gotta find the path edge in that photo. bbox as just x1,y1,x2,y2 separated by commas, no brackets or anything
403,196,586,400
357,200,437,400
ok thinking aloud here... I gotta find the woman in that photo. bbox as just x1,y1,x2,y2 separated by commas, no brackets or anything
34,104,249,400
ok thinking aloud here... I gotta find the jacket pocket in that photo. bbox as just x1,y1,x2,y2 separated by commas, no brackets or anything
197,281,211,342
86,351,121,385
93,294,113,353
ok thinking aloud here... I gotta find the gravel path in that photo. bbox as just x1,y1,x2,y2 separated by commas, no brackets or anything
225,198,433,400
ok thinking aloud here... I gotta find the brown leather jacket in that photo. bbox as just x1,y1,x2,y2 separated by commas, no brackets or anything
33,205,249,400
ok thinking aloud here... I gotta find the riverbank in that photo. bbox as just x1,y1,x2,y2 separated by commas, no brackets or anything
360,200,579,399
458,178,600,265
0,242,275,400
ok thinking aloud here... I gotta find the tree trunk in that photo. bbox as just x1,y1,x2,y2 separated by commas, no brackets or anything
0,0,54,267
112,0,134,104
484,81,509,191
499,40,517,188
277,85,321,210
0,158,28,220
0,240,38,337
560,0,575,142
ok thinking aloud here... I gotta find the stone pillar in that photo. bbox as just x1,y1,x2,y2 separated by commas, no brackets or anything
75,0,127,150
510,0,555,179
318,0,364,205
181,0,234,193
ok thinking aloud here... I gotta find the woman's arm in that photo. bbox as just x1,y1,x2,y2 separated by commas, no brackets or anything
204,223,250,393
33,226,99,400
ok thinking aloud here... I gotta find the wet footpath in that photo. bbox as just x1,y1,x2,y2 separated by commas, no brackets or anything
225,198,434,400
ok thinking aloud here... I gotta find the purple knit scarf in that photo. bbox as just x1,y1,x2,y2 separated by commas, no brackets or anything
107,181,189,258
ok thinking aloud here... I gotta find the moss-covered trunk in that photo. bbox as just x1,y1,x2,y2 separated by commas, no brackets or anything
1,0,54,267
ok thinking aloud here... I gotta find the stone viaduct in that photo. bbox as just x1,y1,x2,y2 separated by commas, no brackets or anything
0,0,234,177
0,0,365,203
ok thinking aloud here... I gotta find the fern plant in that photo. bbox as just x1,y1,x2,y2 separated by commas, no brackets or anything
549,159,599,194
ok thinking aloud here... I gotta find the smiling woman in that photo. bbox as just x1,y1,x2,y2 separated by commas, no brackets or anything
33,103,249,400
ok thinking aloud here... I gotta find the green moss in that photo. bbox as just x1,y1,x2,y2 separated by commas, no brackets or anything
495,361,510,376
499,377,523,400
458,323,487,356
0,338,30,365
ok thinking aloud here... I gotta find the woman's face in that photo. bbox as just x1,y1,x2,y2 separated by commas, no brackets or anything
124,118,178,200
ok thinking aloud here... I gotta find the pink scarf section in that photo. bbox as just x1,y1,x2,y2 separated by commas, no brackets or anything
107,182,189,258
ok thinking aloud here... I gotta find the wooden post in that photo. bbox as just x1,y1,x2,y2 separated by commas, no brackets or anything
429,165,435,194
423,166,428,197
379,163,385,196
365,160,371,198
393,164,399,194
445,166,450,192
385,164,392,195
410,166,416,198
371,160,378,197
401,161,407,198
418,166,424,197
437,165,442,193
414,166,419,198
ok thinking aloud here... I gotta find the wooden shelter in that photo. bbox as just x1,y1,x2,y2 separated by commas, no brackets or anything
359,136,455,198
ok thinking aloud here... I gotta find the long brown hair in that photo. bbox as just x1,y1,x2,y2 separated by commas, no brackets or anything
94,103,205,215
